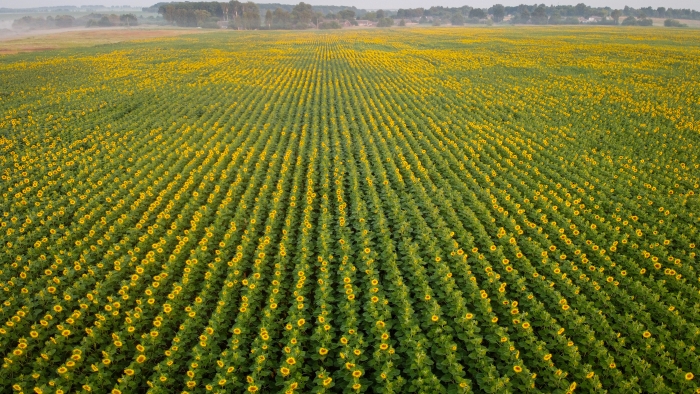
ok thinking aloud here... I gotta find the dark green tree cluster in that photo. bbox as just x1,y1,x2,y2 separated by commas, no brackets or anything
262,3,357,30
156,1,359,30
11,15,76,29
159,2,222,27
228,1,261,29
396,5,471,19
664,18,688,27
508,3,699,24
262,2,313,29
625,5,699,19
376,17,394,27
621,15,653,25
120,14,138,26
319,20,341,29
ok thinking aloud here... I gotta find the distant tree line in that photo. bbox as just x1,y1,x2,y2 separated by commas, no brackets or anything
158,1,367,29
12,13,140,30
504,3,699,23
159,2,223,27
152,1,699,29
146,2,362,17
86,14,138,27
395,3,699,25
260,2,317,29
12,15,76,29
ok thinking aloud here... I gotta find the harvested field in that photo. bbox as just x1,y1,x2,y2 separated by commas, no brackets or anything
0,27,212,54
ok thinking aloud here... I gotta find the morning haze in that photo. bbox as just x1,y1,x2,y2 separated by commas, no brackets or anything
5,0,700,11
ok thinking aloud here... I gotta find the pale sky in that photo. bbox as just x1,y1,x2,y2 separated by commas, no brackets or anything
1,0,698,11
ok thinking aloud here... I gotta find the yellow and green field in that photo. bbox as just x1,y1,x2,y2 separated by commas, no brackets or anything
1,27,700,393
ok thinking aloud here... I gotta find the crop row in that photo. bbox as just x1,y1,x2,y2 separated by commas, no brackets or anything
1,28,699,393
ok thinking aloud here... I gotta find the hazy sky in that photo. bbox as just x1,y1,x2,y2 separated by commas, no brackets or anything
1,0,698,11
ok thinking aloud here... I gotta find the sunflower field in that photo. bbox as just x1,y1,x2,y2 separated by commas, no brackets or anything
1,27,700,394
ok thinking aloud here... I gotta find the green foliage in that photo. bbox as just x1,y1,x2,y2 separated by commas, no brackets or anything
377,17,394,27
664,18,687,27
119,14,138,27
292,2,314,25
531,5,549,24
55,15,76,28
319,20,341,29
622,16,653,26
12,15,77,30
160,1,223,22
492,4,505,22
469,8,486,19
0,27,699,394
337,9,356,21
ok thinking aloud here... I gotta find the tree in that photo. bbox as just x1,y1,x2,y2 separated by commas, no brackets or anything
451,14,464,25
399,19,406,26
664,18,687,27
55,15,75,27
319,20,341,29
194,10,211,26
292,2,314,26
575,3,587,16
240,2,259,29
272,8,291,29
520,9,530,22
120,14,138,26
376,9,385,19
161,5,176,24
549,11,562,24
531,5,548,24
657,7,666,17
98,16,113,27
338,9,355,21
621,16,636,25
377,17,394,27
492,4,505,22
265,9,272,28
228,0,243,20
611,9,621,23
468,8,486,19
